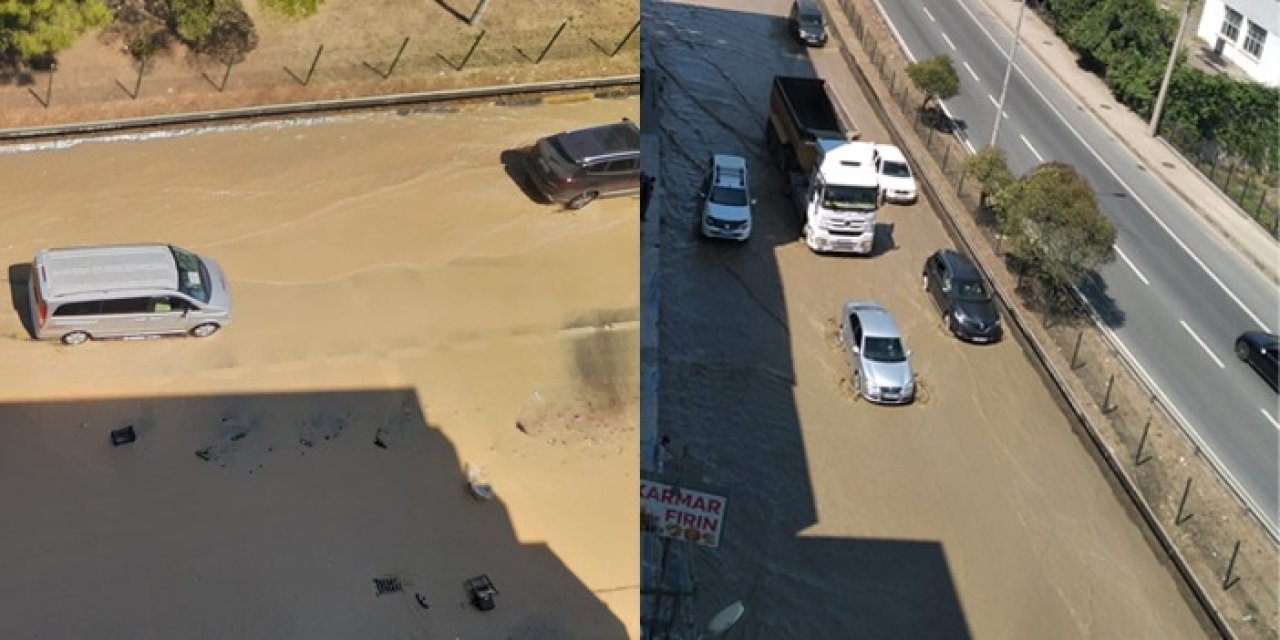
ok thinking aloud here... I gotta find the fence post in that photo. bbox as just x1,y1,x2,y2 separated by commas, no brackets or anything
1135,416,1153,465
460,30,486,70
1070,331,1084,370
612,19,640,57
132,54,148,99
536,19,570,64
386,36,410,77
469,0,491,25
1175,477,1193,524
1223,540,1241,590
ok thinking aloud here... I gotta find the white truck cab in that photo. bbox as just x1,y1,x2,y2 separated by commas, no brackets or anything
801,140,879,254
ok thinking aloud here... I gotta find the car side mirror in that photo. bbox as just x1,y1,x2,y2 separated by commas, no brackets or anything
906,349,913,358
751,198,758,205
850,344,860,354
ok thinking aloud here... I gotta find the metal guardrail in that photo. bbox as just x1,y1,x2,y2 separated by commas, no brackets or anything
0,74,640,143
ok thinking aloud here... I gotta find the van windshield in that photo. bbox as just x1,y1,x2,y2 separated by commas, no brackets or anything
822,185,878,211
170,246,212,303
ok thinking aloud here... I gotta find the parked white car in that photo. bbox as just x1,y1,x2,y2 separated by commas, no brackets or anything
873,144,918,204
699,154,755,241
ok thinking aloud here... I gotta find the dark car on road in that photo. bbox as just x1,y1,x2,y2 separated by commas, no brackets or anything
526,119,641,210
923,249,1002,343
1235,331,1278,391
788,0,829,47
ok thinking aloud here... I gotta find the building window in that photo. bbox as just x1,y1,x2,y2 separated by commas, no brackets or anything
1244,21,1266,58
1221,7,1242,42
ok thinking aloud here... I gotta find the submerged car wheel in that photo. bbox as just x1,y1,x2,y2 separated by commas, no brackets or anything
191,323,220,338
566,191,598,210
61,331,90,346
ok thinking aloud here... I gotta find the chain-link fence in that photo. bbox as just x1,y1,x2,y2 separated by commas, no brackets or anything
0,11,639,128
1162,122,1279,237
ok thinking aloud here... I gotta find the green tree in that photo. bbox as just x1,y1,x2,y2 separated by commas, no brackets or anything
0,0,113,60
906,54,960,112
261,0,324,19
106,0,257,63
1062,0,1174,116
964,145,1014,208
991,162,1116,308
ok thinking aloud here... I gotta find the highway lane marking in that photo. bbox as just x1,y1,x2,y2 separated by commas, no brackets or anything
922,6,937,22
1115,245,1150,285
952,0,1273,335
941,31,957,50
963,61,979,81
1019,134,1043,161
875,0,975,153
985,94,1009,119
1262,408,1280,430
1180,320,1226,369
876,0,917,62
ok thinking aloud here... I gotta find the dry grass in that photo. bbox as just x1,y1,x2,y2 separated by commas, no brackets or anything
0,0,639,129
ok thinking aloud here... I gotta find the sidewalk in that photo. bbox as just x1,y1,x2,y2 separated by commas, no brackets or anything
974,0,1279,285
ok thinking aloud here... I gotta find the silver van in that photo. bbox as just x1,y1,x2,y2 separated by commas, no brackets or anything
28,243,232,345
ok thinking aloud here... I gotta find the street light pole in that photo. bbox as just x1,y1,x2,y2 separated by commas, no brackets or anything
990,0,1028,148
1149,0,1195,136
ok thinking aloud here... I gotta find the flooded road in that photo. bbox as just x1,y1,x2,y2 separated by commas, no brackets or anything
0,98,639,639
645,1,1210,637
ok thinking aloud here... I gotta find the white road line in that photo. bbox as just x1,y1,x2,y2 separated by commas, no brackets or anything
963,60,979,81
987,93,999,107
1261,408,1280,430
1019,134,1043,161
874,0,917,62
1115,245,1150,285
941,31,957,50
1180,320,1226,369
952,0,1272,334
922,6,937,22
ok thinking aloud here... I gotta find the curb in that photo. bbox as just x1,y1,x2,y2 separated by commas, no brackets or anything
0,75,640,143
972,0,1279,284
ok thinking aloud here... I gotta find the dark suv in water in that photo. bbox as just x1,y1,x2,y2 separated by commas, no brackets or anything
527,119,642,210
923,249,1003,343
788,0,829,47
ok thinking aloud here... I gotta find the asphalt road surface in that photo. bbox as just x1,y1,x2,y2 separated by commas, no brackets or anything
876,0,1280,528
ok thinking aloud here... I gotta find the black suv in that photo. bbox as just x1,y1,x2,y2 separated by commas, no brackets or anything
788,0,829,47
923,249,1003,343
1235,331,1278,391
527,119,641,210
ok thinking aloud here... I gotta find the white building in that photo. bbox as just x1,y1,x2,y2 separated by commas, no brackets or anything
1197,0,1280,87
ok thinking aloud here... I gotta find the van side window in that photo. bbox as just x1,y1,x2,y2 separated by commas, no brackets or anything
150,296,192,313
53,301,102,317
100,297,150,315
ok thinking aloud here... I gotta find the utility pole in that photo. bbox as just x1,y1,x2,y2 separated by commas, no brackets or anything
990,0,1028,148
1149,0,1195,136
